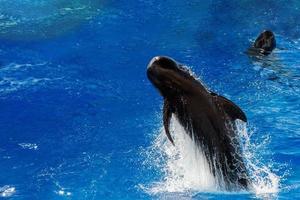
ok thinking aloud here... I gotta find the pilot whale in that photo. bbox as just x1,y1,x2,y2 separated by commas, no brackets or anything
147,56,249,190
247,30,276,56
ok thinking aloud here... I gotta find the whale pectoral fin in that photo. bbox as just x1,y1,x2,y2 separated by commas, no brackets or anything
211,92,247,122
163,99,175,146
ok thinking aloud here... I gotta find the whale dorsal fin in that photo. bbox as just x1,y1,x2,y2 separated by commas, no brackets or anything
211,92,247,122
163,99,175,145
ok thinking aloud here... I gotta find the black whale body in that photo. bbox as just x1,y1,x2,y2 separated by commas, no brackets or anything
147,56,249,190
248,30,276,56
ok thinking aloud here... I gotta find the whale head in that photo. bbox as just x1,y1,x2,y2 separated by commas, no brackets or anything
253,30,276,55
147,56,200,98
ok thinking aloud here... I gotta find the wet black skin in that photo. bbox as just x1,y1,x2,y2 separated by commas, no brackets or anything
248,30,276,55
147,56,249,190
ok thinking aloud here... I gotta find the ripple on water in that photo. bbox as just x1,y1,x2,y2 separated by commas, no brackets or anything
0,0,104,40
18,143,39,150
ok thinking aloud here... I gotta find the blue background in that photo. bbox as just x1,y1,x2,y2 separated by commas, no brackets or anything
0,0,299,199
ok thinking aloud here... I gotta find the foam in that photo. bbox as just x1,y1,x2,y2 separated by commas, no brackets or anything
143,117,280,196
0,185,16,197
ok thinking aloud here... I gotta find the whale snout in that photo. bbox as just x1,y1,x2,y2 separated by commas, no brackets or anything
147,56,177,85
147,56,161,70
147,56,160,78
147,56,179,94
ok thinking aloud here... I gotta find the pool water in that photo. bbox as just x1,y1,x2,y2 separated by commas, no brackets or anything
0,0,300,199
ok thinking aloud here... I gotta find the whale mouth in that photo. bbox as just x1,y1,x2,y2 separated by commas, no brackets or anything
146,64,159,86
147,72,162,87
146,56,169,89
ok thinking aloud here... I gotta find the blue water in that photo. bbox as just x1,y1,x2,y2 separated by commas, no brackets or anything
0,0,300,199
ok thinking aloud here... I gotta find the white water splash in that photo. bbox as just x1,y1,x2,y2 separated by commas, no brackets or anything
0,185,16,197
144,117,280,196
235,122,280,195
18,143,38,150
146,116,217,193
56,189,72,197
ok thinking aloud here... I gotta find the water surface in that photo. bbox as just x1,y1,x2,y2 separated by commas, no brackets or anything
0,0,299,199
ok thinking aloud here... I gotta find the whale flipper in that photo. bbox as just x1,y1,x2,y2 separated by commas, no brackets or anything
163,99,175,145
211,92,247,122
